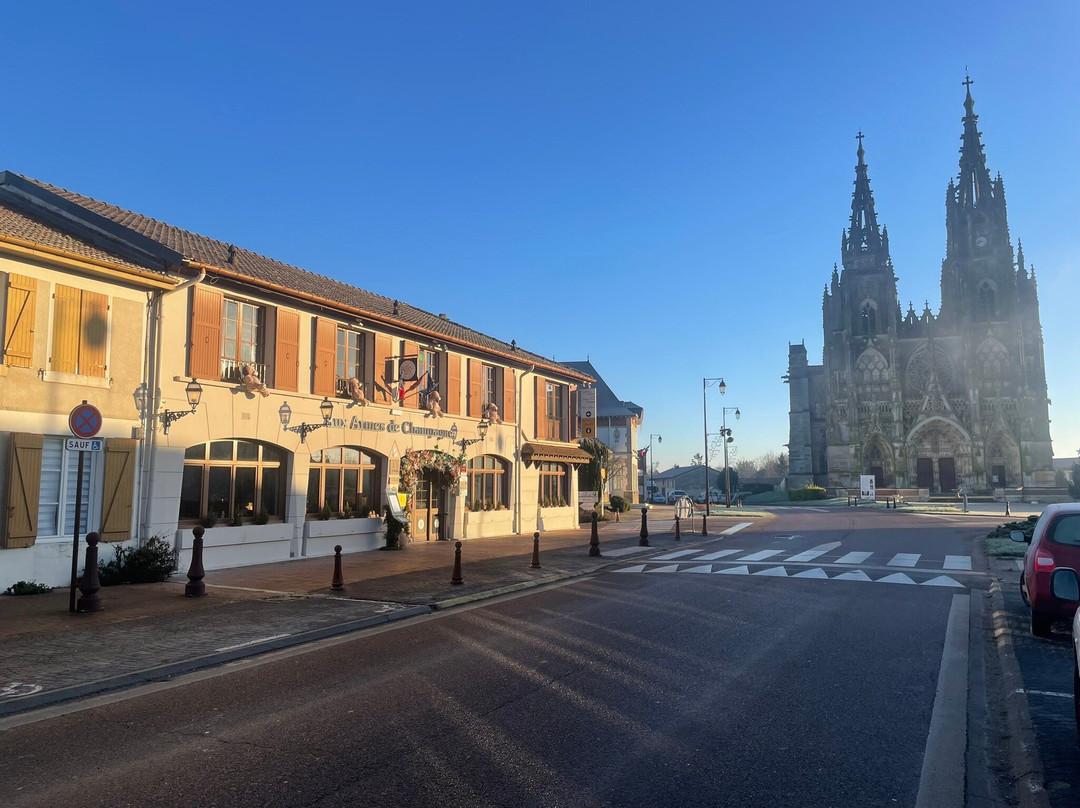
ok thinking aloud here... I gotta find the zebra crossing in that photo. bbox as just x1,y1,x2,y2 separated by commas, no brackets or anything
611,542,974,588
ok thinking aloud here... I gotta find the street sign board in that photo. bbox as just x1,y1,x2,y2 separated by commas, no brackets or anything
65,438,103,452
580,386,597,440
68,403,103,439
860,474,876,502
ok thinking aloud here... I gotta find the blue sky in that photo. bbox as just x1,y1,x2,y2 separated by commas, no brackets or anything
5,1,1078,469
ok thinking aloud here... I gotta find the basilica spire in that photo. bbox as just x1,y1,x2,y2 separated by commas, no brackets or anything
956,75,994,210
845,131,883,255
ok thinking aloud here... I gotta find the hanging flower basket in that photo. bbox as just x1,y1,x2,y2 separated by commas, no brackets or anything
399,449,466,500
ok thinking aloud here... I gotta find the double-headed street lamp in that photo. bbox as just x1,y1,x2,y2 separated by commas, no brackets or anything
702,377,727,526
719,406,741,507
647,433,662,502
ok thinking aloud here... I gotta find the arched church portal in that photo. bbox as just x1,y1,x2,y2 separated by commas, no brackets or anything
986,432,1020,489
907,420,970,493
863,437,894,488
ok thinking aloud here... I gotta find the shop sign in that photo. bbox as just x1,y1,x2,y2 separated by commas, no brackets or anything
331,415,461,443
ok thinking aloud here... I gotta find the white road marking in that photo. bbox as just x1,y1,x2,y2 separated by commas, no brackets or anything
721,522,754,536
1015,688,1072,699
888,553,921,567
792,568,830,579
714,565,751,575
694,549,742,561
651,549,704,561
786,542,841,563
681,565,715,574
878,572,918,585
737,550,783,562
1015,559,1024,571
835,551,873,565
0,682,44,699
645,564,681,573
215,633,292,653
833,569,873,582
754,566,788,577
604,547,650,558
943,556,972,571
612,564,647,573
920,576,965,588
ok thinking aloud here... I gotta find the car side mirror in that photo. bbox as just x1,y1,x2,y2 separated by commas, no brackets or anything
1010,530,1029,544
1051,569,1080,603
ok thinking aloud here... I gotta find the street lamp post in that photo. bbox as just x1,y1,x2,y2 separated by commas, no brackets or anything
647,433,662,502
719,406,741,507
702,377,727,519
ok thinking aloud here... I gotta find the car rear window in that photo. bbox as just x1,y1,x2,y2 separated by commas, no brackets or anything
1048,515,1080,547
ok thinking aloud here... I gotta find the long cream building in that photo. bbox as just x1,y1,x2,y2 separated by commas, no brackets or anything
0,172,592,589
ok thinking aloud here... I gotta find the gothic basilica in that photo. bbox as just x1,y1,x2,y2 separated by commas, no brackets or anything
786,82,1055,496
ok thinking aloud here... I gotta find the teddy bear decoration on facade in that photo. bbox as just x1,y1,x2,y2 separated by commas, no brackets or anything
240,364,269,397
347,377,367,405
484,402,502,424
426,389,443,417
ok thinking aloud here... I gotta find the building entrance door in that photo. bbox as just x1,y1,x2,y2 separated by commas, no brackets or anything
938,458,957,492
991,464,1007,488
916,458,933,489
869,465,885,488
413,469,448,541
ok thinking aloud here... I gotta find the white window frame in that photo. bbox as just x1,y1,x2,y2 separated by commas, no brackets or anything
37,435,102,541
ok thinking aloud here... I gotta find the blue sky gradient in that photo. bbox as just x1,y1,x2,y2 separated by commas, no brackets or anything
5,1,1077,469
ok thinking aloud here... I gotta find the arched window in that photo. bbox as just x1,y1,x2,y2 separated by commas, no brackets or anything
538,462,568,507
860,303,878,334
307,446,382,516
976,339,1009,381
180,440,287,522
466,455,508,511
855,349,889,388
976,281,996,321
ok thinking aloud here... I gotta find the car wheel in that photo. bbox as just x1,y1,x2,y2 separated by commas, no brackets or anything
1031,609,1053,638
1020,572,1030,606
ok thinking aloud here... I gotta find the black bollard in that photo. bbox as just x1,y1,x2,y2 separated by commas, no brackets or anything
638,508,650,547
76,532,102,613
702,511,708,536
674,515,681,541
331,545,345,591
451,541,464,585
1005,498,1011,517
186,525,207,597
531,531,542,569
589,512,601,557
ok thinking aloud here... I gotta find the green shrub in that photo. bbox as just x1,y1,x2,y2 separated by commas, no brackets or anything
255,506,269,525
609,495,630,513
231,510,244,527
788,484,828,502
986,514,1040,542
319,503,332,521
200,511,218,529
98,536,178,586
4,580,52,596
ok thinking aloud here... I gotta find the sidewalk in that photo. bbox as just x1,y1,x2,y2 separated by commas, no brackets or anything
0,511,762,719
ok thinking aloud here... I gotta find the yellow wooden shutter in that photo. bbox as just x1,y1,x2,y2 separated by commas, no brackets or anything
100,438,137,542
467,359,483,418
189,286,223,379
3,273,36,368
3,433,43,548
274,308,300,392
502,366,516,424
446,354,461,415
79,290,108,378
312,317,337,396
51,284,80,374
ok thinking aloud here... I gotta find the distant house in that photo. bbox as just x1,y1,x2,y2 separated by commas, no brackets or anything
564,360,643,503
651,465,728,500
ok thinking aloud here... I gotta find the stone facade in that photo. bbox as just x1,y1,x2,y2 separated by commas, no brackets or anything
787,83,1054,496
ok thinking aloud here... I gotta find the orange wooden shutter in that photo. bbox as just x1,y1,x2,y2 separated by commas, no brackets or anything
100,438,137,542
79,290,108,378
560,384,570,441
447,354,461,415
467,358,483,417
568,385,578,441
502,366,516,424
189,286,223,380
402,340,419,407
535,376,546,439
363,331,376,400
275,308,300,392
374,334,393,403
3,433,43,548
3,273,36,368
312,318,337,396
51,284,80,374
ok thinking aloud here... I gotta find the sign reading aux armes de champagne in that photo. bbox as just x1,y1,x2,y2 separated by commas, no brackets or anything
580,387,597,440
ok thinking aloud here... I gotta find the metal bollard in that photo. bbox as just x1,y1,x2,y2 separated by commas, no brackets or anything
186,525,207,597
674,515,681,541
76,532,102,613
589,512,602,557
638,508,650,547
331,545,345,591
1005,498,1011,517
451,541,464,585
531,531,541,569
702,511,708,536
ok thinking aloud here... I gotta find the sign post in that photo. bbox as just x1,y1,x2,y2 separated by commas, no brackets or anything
580,387,597,441
859,474,877,503
68,402,102,613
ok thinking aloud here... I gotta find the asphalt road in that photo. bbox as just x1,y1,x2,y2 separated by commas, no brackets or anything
0,508,999,808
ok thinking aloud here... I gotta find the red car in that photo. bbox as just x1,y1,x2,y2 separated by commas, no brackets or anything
1017,503,1080,637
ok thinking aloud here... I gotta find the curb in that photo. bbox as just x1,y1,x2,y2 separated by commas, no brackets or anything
0,604,431,720
988,577,1052,808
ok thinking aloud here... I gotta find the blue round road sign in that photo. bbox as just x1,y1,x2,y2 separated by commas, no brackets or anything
69,403,103,439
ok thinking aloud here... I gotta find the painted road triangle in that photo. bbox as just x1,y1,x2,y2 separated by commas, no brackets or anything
793,568,829,579
613,565,646,573
681,565,715,574
715,565,751,575
645,564,680,573
877,572,917,585
921,575,965,588
833,570,873,582
754,566,788,577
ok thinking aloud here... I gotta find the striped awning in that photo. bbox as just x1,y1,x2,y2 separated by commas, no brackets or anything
520,442,593,465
